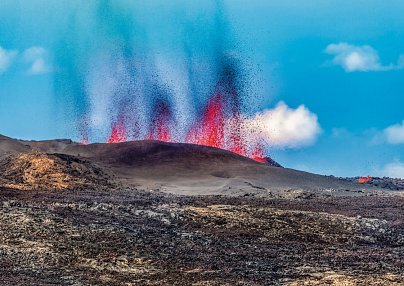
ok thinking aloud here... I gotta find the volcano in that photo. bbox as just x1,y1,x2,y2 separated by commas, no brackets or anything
1,134,403,286
0,134,388,195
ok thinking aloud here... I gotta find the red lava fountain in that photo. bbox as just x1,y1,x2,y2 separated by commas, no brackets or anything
97,88,269,163
87,76,269,163
185,90,247,158
186,93,225,149
228,115,247,157
147,100,173,142
108,116,127,143
250,143,269,164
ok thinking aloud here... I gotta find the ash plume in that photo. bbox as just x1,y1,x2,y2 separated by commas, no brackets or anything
53,0,266,160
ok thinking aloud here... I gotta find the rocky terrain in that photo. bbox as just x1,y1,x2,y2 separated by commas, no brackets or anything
0,188,403,285
0,151,113,191
342,176,404,191
0,135,403,285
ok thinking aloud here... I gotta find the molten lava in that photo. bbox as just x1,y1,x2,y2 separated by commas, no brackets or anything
108,116,127,143
228,116,247,156
80,137,89,145
185,91,247,157
147,100,173,142
100,80,267,163
186,93,225,149
358,176,372,184
251,143,267,163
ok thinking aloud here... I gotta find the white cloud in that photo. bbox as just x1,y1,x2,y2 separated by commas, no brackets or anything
249,101,321,148
325,43,402,72
384,120,404,144
23,46,51,74
0,46,18,73
381,161,404,179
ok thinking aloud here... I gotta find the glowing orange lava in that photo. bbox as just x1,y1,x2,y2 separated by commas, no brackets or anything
186,93,225,149
80,137,89,145
251,143,267,163
108,116,127,143
147,100,173,142
358,176,372,184
100,88,267,163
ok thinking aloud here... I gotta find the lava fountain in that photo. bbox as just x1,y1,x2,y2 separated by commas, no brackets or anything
147,100,174,142
186,92,226,149
108,115,127,143
56,1,271,163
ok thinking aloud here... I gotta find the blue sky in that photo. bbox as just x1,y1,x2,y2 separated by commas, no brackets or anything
1,0,404,178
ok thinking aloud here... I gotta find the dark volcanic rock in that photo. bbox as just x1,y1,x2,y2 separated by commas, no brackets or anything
343,176,404,191
0,134,403,284
0,189,402,285
260,156,283,167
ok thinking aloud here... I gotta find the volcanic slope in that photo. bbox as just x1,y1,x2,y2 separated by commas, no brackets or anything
0,134,30,156
0,135,391,196
0,151,112,191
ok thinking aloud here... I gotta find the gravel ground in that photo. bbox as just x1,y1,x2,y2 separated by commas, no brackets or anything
0,188,403,285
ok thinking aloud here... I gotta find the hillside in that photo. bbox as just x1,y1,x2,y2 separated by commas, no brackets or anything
0,135,387,196
0,134,403,285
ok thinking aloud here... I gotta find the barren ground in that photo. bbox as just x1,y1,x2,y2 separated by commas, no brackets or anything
0,188,403,285
0,137,403,285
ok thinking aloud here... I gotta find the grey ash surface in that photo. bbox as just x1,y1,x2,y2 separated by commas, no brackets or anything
0,188,403,285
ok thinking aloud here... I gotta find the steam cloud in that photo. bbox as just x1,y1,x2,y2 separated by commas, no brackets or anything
249,102,321,148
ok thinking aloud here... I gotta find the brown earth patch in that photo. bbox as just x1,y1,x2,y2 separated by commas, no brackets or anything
0,151,112,191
